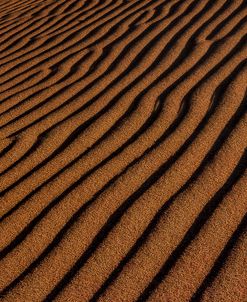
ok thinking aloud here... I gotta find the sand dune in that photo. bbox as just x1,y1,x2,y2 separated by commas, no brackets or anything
0,0,246,301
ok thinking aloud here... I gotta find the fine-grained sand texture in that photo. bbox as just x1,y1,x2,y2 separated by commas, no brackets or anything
0,0,247,301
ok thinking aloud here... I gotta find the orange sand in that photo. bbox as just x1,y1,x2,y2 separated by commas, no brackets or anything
0,0,246,301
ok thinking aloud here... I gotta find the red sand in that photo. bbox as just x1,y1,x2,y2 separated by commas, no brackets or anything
0,0,246,301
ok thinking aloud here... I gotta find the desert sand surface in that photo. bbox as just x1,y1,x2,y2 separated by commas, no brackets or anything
0,0,246,301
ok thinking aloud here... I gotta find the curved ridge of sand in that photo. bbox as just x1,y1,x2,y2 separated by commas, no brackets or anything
0,0,246,301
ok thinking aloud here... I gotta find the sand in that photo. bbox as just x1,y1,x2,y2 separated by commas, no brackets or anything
0,0,246,301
